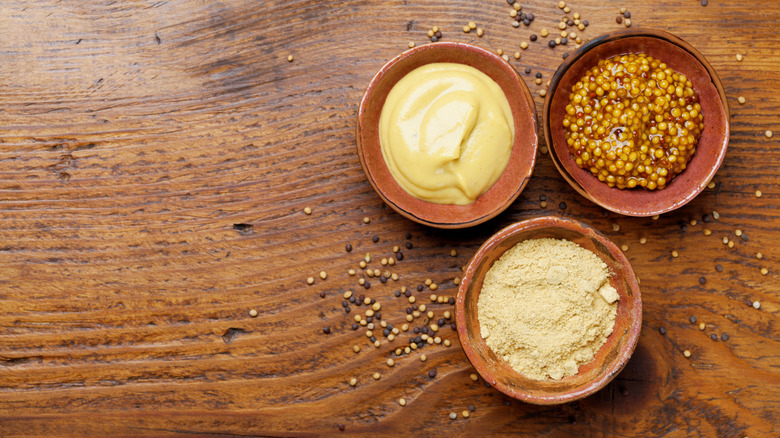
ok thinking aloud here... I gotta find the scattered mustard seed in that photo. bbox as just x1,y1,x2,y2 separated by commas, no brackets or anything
476,28,483,37
753,301,761,310
463,25,471,33
514,51,521,60
707,181,716,189
652,215,660,220
462,411,470,418
444,339,452,347
450,249,458,257
683,350,691,358
728,241,735,248
699,323,705,331
539,89,547,97
453,277,461,285
348,269,356,276
704,229,711,236
612,223,621,231
449,412,458,420
387,358,395,367
287,54,294,62
306,277,315,285
738,96,746,104
760,268,768,276
757,252,763,259
363,217,371,224
470,373,478,381
408,41,415,48
735,53,743,61
373,372,381,380
765,130,773,138
353,345,360,353
430,283,438,291
350,378,357,386
249,309,258,317
756,190,763,198
541,28,549,37
558,1,566,9
672,250,679,258
521,41,528,50
303,207,312,215
398,398,406,406
621,244,629,251
319,271,327,280
469,21,476,30
639,237,647,244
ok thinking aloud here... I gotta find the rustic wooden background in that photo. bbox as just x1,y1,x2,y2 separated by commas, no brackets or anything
0,0,777,436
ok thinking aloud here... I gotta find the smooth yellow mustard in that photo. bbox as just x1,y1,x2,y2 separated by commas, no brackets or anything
379,63,514,205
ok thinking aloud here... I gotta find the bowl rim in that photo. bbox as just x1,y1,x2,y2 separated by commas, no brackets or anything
455,215,643,405
356,41,538,228
542,28,730,217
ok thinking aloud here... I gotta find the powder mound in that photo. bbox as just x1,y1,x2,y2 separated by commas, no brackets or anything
477,238,618,380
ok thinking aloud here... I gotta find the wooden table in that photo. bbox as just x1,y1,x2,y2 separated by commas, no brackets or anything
1,0,777,436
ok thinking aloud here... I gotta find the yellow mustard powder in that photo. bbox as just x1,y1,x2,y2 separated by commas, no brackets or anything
477,238,618,380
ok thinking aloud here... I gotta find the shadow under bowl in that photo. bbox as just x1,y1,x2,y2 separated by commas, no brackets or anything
543,28,730,217
356,42,538,228
455,216,642,405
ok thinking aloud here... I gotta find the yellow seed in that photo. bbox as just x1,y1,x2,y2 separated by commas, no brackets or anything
539,89,547,97
736,53,743,61
652,215,660,220
756,190,763,197
420,354,427,362
450,249,458,257
699,323,705,331
521,41,528,50
306,277,315,285
408,41,415,48
513,3,521,10
462,411,470,418
761,268,768,275
387,358,395,367
463,25,470,33
514,51,521,59
757,252,763,259
738,96,746,104
363,217,371,224
320,271,327,280
409,296,416,303
540,201,548,208
430,283,438,291
541,28,549,37
497,48,503,55
398,398,406,406
683,350,691,358
765,130,773,138
249,309,258,317
476,28,483,37
350,378,357,386
672,250,679,258
373,372,381,380
558,1,566,8
453,277,461,285
564,6,571,13
427,30,434,38
639,237,647,244
425,279,432,286
348,269,355,276
707,181,716,189
287,55,294,62
432,26,439,32
728,241,735,248
353,345,360,353
735,230,743,237
303,207,312,215
470,373,478,381
469,21,477,30
430,294,437,302
391,273,399,281
621,244,629,251
444,340,451,347
704,229,711,236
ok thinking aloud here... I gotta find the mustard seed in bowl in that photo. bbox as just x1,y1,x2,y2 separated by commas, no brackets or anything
563,53,704,190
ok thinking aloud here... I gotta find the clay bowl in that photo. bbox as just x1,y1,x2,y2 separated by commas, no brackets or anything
543,28,729,217
356,42,538,228
455,216,642,405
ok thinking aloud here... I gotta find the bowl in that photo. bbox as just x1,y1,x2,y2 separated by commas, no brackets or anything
356,42,538,228
543,28,730,217
455,216,642,405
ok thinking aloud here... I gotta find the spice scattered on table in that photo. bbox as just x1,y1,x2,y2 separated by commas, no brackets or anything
683,350,691,358
249,309,258,317
287,54,294,62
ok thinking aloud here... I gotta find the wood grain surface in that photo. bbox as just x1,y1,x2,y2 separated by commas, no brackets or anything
0,0,778,436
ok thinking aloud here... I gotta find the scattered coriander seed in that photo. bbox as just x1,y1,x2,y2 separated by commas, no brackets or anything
753,300,761,310
399,398,406,407
387,358,395,367
761,268,769,275
287,55,294,62
755,190,763,198
690,219,698,226
365,253,371,262
373,372,381,380
722,237,729,245
249,309,258,317
683,350,691,358
307,277,315,285
470,373,478,381
350,378,357,386
449,412,457,420
735,53,743,61
450,249,458,257
712,211,720,220
303,207,312,215
363,217,370,224
738,96,746,104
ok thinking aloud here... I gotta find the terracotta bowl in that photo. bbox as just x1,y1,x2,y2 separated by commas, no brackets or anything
543,29,729,217
455,216,642,405
356,42,538,228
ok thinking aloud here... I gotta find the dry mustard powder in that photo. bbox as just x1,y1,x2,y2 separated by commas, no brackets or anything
478,238,618,380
